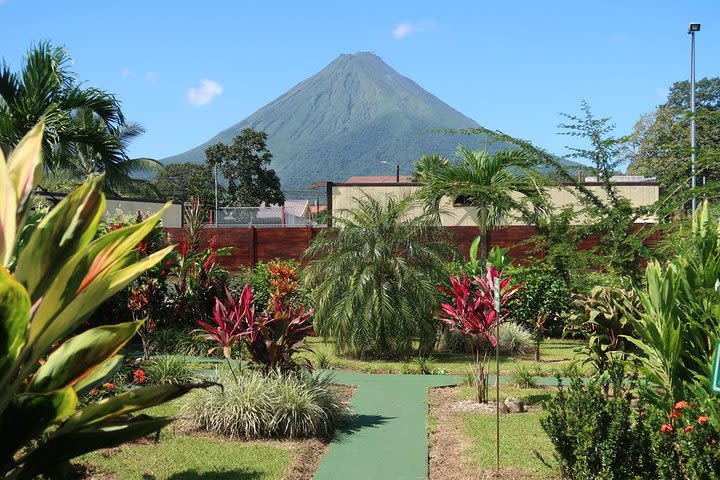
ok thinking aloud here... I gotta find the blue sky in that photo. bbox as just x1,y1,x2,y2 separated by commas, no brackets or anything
1,0,719,165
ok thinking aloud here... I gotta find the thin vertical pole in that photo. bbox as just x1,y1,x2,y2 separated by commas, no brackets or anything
214,164,219,226
494,276,501,476
396,164,400,182
690,30,697,215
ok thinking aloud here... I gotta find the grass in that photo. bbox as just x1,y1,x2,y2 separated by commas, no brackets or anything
463,412,558,478
457,384,556,406
81,401,294,480
303,337,586,377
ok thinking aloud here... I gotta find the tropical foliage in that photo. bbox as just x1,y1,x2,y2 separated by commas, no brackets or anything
416,146,547,263
0,43,156,194
197,284,316,374
0,124,207,478
624,201,720,408
182,369,350,439
304,194,455,357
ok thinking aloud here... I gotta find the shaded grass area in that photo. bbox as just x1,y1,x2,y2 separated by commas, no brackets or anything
80,402,293,480
304,337,585,376
463,412,558,478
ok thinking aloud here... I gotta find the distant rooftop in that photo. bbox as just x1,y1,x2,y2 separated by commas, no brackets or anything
583,175,657,183
345,175,412,183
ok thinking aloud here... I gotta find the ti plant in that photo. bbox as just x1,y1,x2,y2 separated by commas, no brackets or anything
198,284,316,375
437,266,521,402
0,124,209,479
567,285,640,381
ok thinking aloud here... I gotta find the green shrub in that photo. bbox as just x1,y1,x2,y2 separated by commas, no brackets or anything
315,350,332,370
145,356,196,385
152,328,217,357
412,355,436,375
181,370,351,439
511,365,540,388
541,378,653,479
542,378,720,479
440,322,531,355
304,194,454,358
505,264,572,336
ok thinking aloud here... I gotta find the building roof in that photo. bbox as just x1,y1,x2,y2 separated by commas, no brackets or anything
258,200,310,218
345,175,412,183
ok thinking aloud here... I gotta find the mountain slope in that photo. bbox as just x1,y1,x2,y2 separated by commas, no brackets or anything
163,52,506,190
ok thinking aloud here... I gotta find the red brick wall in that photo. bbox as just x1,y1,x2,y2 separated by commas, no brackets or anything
164,225,656,271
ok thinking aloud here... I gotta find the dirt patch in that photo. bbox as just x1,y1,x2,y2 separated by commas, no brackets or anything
428,386,550,480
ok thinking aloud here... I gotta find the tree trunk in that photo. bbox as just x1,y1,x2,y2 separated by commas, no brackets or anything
479,228,489,267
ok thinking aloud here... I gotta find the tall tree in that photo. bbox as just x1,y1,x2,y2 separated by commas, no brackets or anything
204,128,284,207
0,42,141,189
154,162,219,205
417,146,547,264
625,77,720,196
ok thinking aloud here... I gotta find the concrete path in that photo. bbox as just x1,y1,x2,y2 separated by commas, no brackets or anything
313,371,462,480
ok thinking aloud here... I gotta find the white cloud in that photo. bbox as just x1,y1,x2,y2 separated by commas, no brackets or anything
187,79,223,106
656,87,669,100
121,68,135,78
144,71,158,84
393,20,436,39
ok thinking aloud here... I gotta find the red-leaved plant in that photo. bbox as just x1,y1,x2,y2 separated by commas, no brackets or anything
437,266,520,346
196,284,315,380
437,266,521,403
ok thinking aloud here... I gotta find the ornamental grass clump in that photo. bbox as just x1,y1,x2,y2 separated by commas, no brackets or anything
181,369,350,439
144,355,196,385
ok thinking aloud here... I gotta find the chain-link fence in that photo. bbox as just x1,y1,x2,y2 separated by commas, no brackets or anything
213,205,317,227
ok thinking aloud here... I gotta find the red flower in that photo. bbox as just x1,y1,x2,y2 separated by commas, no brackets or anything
103,382,115,390
684,426,694,433
698,416,709,425
660,423,674,434
638,410,646,418
89,388,100,396
133,369,147,384
711,439,717,445
674,401,688,411
669,410,681,420
180,239,189,258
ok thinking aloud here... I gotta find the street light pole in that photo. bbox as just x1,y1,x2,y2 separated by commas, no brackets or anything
214,164,219,226
689,22,701,215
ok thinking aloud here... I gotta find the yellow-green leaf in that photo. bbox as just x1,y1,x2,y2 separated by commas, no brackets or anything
14,175,105,300
0,267,30,381
58,382,210,433
74,355,125,396
29,322,141,393
0,150,17,267
7,122,44,217
32,245,173,355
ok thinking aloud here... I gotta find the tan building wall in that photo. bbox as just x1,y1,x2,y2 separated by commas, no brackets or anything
330,182,659,226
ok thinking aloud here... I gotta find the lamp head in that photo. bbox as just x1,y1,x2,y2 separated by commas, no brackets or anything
689,23,701,33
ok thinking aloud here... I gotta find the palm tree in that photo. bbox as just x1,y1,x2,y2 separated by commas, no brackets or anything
0,42,148,192
303,194,456,358
69,110,161,195
410,153,448,182
417,146,547,264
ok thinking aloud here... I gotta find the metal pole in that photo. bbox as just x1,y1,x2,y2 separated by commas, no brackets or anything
214,164,219,226
493,276,501,476
396,164,400,183
690,29,697,215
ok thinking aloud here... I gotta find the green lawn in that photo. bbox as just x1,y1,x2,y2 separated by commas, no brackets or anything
463,412,558,478
457,384,557,406
303,337,585,377
81,402,294,480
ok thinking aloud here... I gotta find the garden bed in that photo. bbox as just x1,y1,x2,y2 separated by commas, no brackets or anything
74,385,355,480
